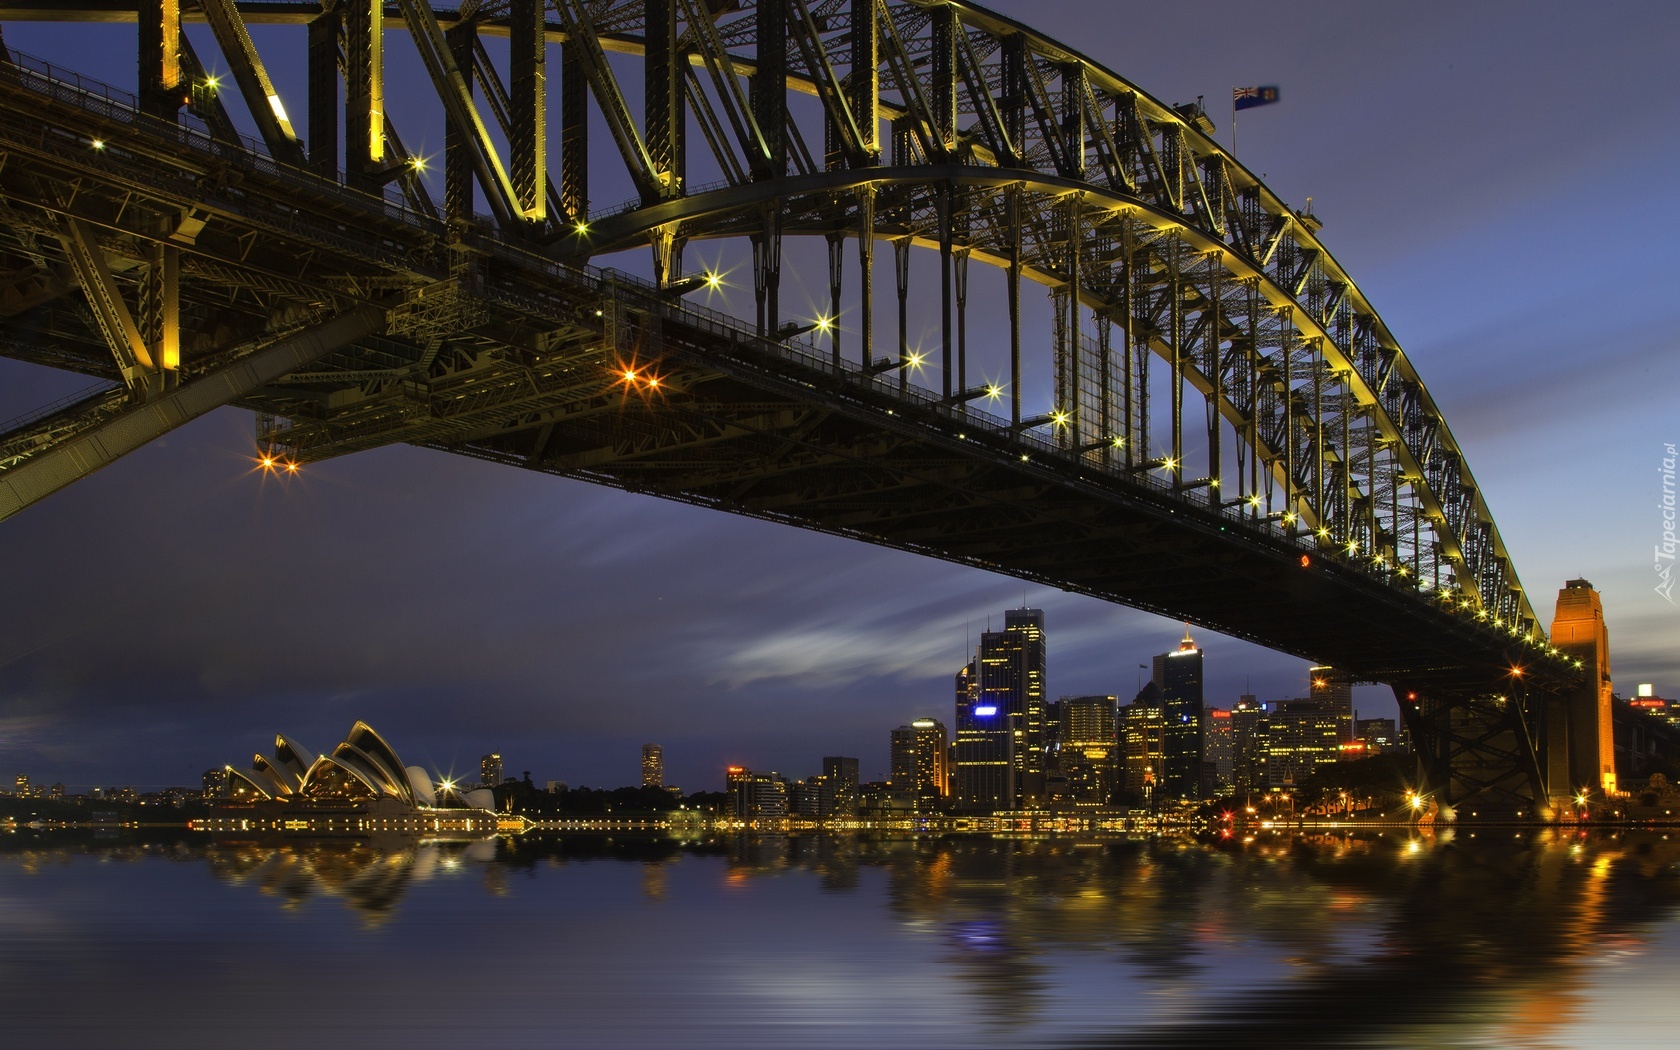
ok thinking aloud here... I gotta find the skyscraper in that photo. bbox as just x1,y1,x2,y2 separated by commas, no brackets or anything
952,658,1007,812
1056,695,1118,805
480,752,503,789
891,718,950,808
953,608,1048,812
1204,708,1233,797
1118,682,1165,806
641,744,664,788
1231,695,1265,796
1152,627,1204,800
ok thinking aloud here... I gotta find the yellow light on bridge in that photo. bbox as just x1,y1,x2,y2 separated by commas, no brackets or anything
1051,411,1070,428
985,384,1003,400
409,155,429,173
704,270,723,289
575,220,591,235
906,351,927,370
815,315,833,333
91,138,105,151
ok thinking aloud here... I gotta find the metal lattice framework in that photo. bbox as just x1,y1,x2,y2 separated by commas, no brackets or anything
0,2,1583,806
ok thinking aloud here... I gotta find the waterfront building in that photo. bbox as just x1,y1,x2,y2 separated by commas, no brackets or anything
13,773,29,798
1153,628,1204,800
1056,695,1118,805
641,744,664,788
480,752,503,789
726,767,788,820
890,718,950,809
1204,708,1233,797
789,775,838,819
201,768,227,798
209,722,496,833
822,756,859,816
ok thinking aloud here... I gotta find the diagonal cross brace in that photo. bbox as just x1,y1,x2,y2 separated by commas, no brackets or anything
195,0,307,167
0,307,386,523
58,216,155,383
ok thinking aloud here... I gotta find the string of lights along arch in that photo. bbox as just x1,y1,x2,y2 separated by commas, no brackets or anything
0,1,1584,809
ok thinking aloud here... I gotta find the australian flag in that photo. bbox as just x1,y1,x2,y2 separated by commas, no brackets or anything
1233,85,1280,111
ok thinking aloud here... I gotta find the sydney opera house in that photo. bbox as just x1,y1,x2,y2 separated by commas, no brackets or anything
200,721,499,835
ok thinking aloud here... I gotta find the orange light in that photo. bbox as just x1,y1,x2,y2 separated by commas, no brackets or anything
646,377,659,388
259,456,275,469
1300,555,1311,567
284,462,299,474
623,369,637,382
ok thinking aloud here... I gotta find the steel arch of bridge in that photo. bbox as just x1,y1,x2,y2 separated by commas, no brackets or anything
0,1,1582,806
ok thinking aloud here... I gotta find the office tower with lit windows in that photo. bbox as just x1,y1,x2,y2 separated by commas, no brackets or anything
822,755,860,816
1262,699,1345,787
726,766,788,819
1056,695,1119,805
1118,682,1165,805
1153,628,1205,800
12,773,30,798
890,718,950,808
641,744,664,788
1231,695,1265,796
1308,666,1354,741
952,659,1009,812
950,608,1049,812
480,752,503,789
1204,708,1233,796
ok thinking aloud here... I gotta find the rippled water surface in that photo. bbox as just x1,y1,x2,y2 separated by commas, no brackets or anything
4,829,1680,1048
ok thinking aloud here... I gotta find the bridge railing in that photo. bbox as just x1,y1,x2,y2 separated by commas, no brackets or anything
1,47,439,237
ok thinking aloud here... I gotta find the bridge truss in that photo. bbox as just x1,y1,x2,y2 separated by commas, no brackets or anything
0,1,1581,809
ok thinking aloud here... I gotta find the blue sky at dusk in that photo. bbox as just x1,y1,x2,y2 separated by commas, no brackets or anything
0,1,1675,792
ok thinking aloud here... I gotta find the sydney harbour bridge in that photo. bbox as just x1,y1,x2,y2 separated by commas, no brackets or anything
0,2,1602,813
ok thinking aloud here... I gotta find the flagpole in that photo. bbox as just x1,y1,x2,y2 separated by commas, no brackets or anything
1231,89,1238,155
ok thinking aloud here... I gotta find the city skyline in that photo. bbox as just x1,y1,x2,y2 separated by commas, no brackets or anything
0,1,1675,795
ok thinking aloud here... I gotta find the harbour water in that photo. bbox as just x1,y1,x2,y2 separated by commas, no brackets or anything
3,829,1679,1048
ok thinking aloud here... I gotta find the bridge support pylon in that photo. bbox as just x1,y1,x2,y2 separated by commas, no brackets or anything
1542,579,1616,814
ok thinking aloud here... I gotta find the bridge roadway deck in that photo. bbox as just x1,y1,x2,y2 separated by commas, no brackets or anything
0,46,1576,700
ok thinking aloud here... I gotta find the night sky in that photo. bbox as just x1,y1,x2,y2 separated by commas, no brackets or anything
1,1,1675,793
